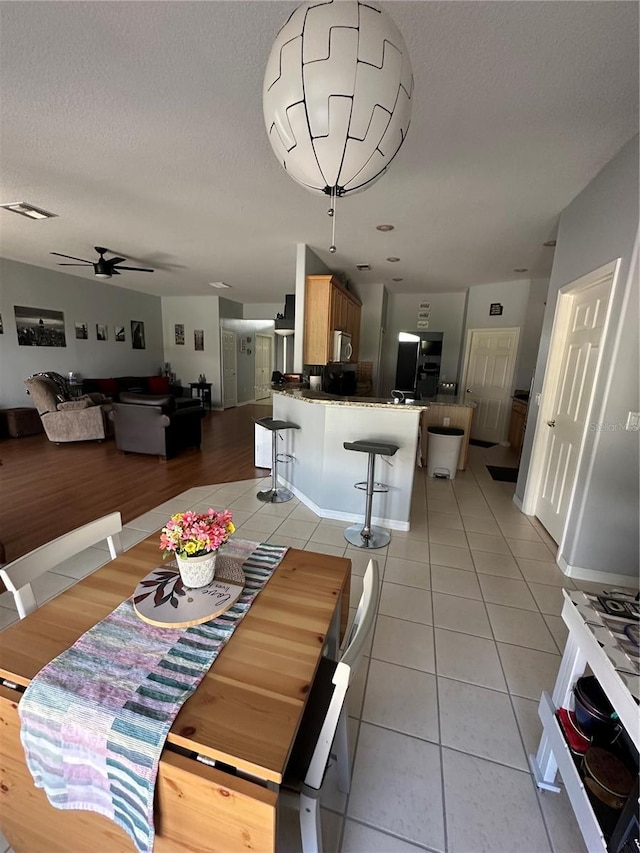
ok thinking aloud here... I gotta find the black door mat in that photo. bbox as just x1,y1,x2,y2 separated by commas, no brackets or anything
470,439,498,448
487,465,519,482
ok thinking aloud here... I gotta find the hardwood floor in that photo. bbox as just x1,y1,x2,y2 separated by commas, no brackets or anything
0,406,271,563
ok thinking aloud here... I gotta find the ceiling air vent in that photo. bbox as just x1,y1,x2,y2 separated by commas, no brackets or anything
356,264,371,272
0,201,57,220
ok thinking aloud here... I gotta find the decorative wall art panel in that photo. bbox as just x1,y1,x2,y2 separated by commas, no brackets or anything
131,321,145,350
15,305,66,347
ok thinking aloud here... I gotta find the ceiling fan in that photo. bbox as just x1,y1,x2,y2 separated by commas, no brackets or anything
50,247,154,279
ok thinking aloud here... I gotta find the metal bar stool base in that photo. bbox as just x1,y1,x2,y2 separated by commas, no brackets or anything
344,524,391,549
256,487,294,504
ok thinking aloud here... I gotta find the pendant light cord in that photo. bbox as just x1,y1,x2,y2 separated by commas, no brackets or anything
329,187,337,253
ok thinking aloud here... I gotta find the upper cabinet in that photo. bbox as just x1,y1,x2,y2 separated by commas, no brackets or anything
304,275,362,364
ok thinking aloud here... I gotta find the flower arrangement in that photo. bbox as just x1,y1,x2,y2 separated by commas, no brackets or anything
159,508,235,559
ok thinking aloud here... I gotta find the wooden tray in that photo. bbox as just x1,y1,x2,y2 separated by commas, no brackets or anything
133,562,245,628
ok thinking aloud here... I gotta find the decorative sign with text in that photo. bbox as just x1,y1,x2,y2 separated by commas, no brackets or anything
489,303,503,316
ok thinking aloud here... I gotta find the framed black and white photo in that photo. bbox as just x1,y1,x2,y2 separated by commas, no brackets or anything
131,320,146,350
175,323,185,345
194,329,204,351
75,322,88,340
96,324,108,341
0,313,3,334
15,305,66,347
115,326,125,342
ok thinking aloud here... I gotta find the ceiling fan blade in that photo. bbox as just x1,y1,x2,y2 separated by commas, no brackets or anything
57,263,94,266
111,266,154,272
108,257,127,266
111,269,121,275
50,251,92,263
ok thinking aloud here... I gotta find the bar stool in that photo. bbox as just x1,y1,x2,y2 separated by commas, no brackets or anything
343,440,399,549
254,417,300,503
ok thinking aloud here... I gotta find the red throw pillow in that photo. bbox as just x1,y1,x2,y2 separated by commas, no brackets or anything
147,376,170,394
96,378,118,395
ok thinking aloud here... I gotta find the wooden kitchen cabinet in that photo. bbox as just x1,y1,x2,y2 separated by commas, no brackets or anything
304,275,362,364
508,398,528,455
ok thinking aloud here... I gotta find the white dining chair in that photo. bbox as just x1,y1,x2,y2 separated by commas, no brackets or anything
280,558,380,853
0,512,123,619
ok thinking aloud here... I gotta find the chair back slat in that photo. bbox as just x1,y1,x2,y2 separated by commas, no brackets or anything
0,512,123,619
304,559,379,790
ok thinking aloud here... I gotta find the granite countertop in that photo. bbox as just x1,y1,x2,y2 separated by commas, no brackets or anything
273,389,430,410
423,395,477,408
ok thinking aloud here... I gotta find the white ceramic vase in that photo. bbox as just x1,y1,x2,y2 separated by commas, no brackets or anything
175,551,218,588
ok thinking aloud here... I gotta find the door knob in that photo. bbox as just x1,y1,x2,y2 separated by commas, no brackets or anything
466,389,473,394
547,419,556,428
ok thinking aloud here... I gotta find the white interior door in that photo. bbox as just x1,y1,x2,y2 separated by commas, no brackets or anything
254,334,272,401
221,329,237,409
463,329,520,443
536,279,612,543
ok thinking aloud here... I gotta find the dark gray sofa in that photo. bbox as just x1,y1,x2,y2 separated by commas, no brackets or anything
109,392,204,460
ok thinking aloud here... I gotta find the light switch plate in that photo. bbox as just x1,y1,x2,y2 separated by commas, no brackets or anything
626,411,640,431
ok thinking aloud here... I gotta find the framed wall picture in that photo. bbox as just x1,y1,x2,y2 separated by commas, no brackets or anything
240,337,247,353
194,329,204,351
15,305,66,347
96,324,108,341
419,301,431,311
175,323,185,345
418,310,431,320
75,322,88,340
0,313,3,334
115,326,125,342
417,320,430,329
131,320,146,350
489,303,503,316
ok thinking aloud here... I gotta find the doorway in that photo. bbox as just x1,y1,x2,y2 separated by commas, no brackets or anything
221,329,238,409
461,328,520,443
254,334,273,401
523,261,617,546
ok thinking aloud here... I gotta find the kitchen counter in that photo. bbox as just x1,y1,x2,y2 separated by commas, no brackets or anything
269,391,423,531
273,389,430,410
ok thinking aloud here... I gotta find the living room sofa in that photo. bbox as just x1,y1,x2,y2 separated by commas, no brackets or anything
82,376,187,401
109,392,204,460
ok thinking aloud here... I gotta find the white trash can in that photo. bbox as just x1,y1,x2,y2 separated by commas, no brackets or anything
426,426,465,480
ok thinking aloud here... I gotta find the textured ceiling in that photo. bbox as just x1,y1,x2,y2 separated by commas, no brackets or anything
0,1,637,302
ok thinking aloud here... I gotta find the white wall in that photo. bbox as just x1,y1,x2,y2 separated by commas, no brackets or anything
515,278,548,390
161,295,221,405
517,134,639,578
382,292,467,396
243,303,282,321
0,258,163,407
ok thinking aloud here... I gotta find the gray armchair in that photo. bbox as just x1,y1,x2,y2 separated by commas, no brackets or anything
109,392,204,460
24,375,112,443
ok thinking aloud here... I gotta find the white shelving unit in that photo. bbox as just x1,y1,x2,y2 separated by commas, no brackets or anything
530,590,639,853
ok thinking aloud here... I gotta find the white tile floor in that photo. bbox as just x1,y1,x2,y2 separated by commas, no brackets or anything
2,445,637,853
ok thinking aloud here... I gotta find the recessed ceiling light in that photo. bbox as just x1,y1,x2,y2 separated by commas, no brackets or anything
392,277,403,282
386,256,401,263
0,201,57,220
376,224,394,232
514,268,528,273
209,281,231,289
355,263,371,271
543,240,557,247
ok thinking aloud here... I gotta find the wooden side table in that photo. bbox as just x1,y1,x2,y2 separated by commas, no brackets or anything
189,382,212,411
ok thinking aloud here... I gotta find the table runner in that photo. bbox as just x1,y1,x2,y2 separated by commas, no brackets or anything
19,539,287,853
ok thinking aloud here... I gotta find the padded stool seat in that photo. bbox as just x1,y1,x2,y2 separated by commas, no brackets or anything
344,440,399,549
254,418,300,503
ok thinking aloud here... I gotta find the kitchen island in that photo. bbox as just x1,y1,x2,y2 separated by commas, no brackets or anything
271,390,428,531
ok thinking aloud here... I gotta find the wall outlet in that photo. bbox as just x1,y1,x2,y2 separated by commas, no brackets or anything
443,416,451,426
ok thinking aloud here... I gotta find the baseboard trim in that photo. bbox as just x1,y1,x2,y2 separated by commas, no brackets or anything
512,493,524,511
557,554,638,587
279,476,410,532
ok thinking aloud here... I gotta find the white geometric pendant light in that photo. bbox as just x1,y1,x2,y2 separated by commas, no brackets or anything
263,0,413,199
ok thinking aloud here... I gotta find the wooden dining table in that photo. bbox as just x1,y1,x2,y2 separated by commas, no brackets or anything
0,536,351,852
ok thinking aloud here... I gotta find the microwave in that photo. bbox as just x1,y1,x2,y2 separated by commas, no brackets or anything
333,331,353,362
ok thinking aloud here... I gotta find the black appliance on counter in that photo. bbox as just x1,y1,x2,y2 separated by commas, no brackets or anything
323,365,356,396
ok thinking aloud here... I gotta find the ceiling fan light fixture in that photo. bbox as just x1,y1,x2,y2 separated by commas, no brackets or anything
94,272,112,279
1,201,57,220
